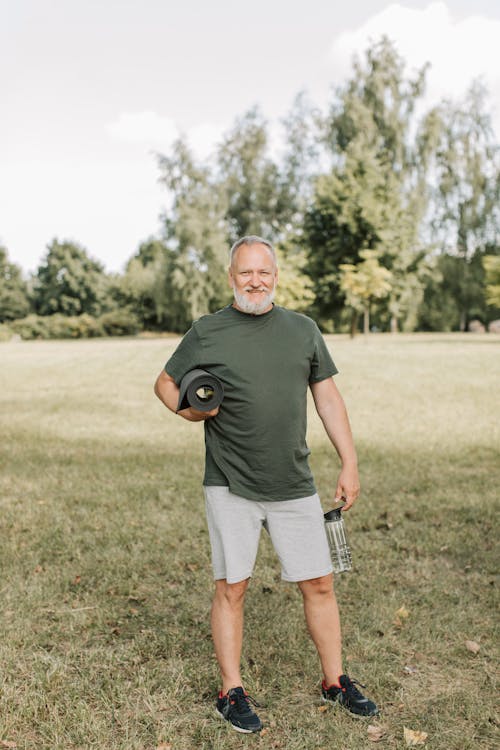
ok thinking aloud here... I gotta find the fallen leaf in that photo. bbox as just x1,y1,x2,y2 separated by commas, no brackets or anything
260,728,269,736
396,606,410,619
33,565,43,574
465,640,480,654
318,704,328,712
403,665,418,675
367,724,386,742
156,744,172,750
404,726,428,746
73,575,81,585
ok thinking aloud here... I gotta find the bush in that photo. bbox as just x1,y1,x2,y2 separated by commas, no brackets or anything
0,323,13,341
10,314,104,340
8,311,141,339
11,314,52,340
97,309,141,336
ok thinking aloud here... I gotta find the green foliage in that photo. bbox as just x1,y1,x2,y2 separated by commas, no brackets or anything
417,251,496,331
0,323,13,341
97,309,141,336
10,313,104,339
422,83,500,329
157,139,230,329
274,247,315,312
340,250,392,334
0,246,30,321
111,239,170,330
32,238,109,317
217,108,295,242
483,254,500,307
305,38,431,331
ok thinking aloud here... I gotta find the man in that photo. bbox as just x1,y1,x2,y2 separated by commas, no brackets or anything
154,235,378,733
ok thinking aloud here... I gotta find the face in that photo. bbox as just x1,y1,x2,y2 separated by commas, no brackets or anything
229,243,278,315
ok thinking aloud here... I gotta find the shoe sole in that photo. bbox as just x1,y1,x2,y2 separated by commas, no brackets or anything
215,708,261,733
321,696,379,719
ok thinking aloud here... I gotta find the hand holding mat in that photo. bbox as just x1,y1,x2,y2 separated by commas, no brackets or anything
176,369,224,413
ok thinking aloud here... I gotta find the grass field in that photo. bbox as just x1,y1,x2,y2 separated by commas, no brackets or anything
1,333,498,750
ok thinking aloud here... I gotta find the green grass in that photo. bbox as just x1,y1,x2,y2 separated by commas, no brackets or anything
0,333,498,749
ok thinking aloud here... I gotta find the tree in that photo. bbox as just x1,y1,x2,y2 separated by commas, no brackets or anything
0,245,30,321
216,108,291,244
422,82,500,330
305,38,431,332
111,238,171,330
483,255,500,307
339,250,392,335
157,139,229,329
32,239,108,317
274,246,315,313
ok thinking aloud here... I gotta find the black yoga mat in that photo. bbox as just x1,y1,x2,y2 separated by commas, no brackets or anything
176,369,224,412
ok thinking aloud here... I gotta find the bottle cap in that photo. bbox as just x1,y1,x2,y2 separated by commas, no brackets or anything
324,505,345,522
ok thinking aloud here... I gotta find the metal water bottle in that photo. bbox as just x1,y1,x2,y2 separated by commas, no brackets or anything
324,506,352,574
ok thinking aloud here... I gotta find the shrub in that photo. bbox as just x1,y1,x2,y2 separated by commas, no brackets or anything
97,309,141,336
0,323,13,341
11,314,52,340
10,314,104,339
9,311,141,339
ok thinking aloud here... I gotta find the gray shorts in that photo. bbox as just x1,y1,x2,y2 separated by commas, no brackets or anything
203,485,333,584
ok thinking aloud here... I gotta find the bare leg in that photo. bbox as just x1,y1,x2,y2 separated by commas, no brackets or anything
297,573,343,686
211,578,250,694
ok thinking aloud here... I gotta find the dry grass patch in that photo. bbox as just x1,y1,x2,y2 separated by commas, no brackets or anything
0,334,498,749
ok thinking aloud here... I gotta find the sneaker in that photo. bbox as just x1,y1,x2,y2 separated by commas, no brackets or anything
216,686,263,733
322,674,379,717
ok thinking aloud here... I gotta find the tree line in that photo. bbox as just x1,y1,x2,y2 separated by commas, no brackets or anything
1,38,500,339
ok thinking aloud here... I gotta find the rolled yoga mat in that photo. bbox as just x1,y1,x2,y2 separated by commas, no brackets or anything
176,369,224,412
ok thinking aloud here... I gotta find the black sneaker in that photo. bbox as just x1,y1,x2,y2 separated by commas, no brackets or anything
216,686,262,733
322,674,379,717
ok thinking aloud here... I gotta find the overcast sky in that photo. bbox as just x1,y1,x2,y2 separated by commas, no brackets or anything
2,0,500,275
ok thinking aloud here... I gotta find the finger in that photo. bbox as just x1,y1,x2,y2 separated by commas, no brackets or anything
334,483,344,504
342,496,355,511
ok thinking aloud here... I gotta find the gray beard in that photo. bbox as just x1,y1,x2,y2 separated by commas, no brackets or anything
233,287,275,315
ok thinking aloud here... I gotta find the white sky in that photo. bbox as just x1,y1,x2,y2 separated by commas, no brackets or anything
2,0,500,275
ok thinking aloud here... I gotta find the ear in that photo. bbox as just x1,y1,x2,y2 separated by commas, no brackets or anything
227,266,234,289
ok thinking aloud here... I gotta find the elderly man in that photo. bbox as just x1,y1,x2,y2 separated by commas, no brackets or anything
154,235,378,733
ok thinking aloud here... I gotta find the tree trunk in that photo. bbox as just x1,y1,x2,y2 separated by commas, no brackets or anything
390,314,398,333
363,304,370,336
350,309,359,338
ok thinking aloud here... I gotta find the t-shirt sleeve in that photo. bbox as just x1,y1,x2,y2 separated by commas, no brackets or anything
164,326,202,385
309,324,338,383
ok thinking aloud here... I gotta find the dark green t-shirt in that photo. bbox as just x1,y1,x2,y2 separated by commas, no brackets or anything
165,304,338,502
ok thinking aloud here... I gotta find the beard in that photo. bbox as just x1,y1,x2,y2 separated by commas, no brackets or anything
233,286,276,315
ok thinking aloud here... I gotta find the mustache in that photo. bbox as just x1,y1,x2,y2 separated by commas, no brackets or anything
244,287,267,292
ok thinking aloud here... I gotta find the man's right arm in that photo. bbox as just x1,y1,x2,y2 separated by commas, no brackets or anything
154,370,219,422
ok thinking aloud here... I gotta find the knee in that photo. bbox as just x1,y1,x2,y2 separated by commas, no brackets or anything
298,574,334,599
216,578,249,607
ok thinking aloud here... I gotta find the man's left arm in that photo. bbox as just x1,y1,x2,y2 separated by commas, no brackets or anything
310,377,360,511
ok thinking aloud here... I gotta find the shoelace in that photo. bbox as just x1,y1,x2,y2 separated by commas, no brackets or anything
342,677,367,699
229,691,261,711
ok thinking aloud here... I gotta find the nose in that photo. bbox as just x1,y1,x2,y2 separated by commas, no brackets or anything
249,272,261,287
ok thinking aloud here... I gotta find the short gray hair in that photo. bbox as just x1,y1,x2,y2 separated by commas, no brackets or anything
229,235,276,267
